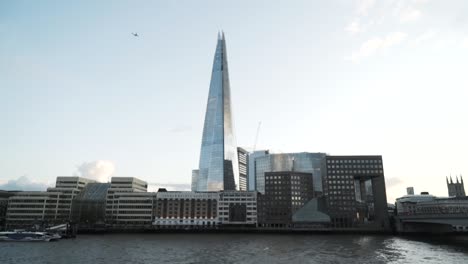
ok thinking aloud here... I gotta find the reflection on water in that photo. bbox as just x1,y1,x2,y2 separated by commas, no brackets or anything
1,234,468,264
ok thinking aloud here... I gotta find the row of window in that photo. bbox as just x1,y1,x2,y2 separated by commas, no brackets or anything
327,159,381,164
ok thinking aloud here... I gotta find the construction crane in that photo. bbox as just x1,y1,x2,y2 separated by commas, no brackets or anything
252,121,262,152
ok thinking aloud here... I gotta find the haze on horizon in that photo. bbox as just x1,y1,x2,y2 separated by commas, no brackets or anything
1,0,467,202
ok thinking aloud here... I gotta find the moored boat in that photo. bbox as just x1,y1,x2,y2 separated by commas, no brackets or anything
0,231,61,242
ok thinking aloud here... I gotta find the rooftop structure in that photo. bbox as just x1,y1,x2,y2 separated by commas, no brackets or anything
447,176,466,197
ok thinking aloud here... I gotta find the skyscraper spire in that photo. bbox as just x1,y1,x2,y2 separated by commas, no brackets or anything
192,32,239,192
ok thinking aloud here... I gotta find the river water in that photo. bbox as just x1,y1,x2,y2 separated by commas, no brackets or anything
1,233,468,263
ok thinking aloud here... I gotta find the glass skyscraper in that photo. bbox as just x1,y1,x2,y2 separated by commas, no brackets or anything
192,32,239,192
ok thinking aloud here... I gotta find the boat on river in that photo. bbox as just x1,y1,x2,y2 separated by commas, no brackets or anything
0,231,61,242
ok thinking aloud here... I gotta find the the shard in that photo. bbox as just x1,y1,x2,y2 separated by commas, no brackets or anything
192,32,239,192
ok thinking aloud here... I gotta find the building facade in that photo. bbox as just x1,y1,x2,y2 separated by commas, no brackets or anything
153,191,219,228
218,191,257,226
247,150,269,191
447,176,466,197
6,176,95,229
105,177,148,224
237,147,248,191
258,171,314,227
0,191,17,230
254,152,326,195
193,32,239,192
324,155,389,230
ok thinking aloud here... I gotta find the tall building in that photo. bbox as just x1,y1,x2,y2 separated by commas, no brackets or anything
254,152,326,195
193,32,239,192
324,155,389,230
237,147,248,191
247,150,269,191
257,171,314,227
447,176,466,197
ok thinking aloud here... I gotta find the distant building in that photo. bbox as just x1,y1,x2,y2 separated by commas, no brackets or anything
257,171,315,228
105,177,148,225
247,150,269,191
0,191,17,230
218,191,257,226
6,176,96,229
47,176,97,222
253,152,327,195
447,176,465,197
406,187,414,195
237,147,248,191
153,191,219,228
324,155,389,230
71,183,111,229
191,170,199,192
106,192,156,228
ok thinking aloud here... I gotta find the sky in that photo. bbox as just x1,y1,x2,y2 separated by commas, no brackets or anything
1,0,467,202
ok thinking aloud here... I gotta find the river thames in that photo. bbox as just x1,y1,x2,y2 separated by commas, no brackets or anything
1,234,468,263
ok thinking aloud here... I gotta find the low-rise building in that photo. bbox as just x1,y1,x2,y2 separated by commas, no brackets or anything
105,177,148,223
107,192,156,228
0,191,17,230
218,191,257,226
6,177,96,229
153,191,219,228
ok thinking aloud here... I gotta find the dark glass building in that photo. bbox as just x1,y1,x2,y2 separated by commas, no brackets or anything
258,171,314,227
193,32,239,191
324,155,389,230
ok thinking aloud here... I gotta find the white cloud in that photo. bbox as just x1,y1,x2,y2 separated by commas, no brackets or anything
463,37,468,48
356,0,376,16
348,32,407,62
345,20,364,34
411,30,437,46
75,160,115,182
398,6,422,23
0,176,51,191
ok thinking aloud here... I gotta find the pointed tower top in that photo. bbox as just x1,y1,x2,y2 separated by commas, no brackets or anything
457,176,460,184
447,176,449,184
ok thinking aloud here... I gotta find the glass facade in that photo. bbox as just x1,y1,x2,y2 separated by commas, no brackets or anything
254,153,327,194
247,150,269,191
195,33,239,191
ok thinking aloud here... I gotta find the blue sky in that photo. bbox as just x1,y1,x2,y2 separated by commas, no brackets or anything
1,0,467,202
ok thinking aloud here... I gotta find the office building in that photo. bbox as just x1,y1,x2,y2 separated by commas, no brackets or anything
254,152,326,195
6,176,95,229
447,176,466,197
0,191,16,230
106,192,156,228
324,155,389,230
153,191,219,228
105,177,148,224
71,183,111,229
218,191,257,226
193,32,239,192
257,171,314,227
46,176,96,222
247,150,269,191
237,147,248,191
